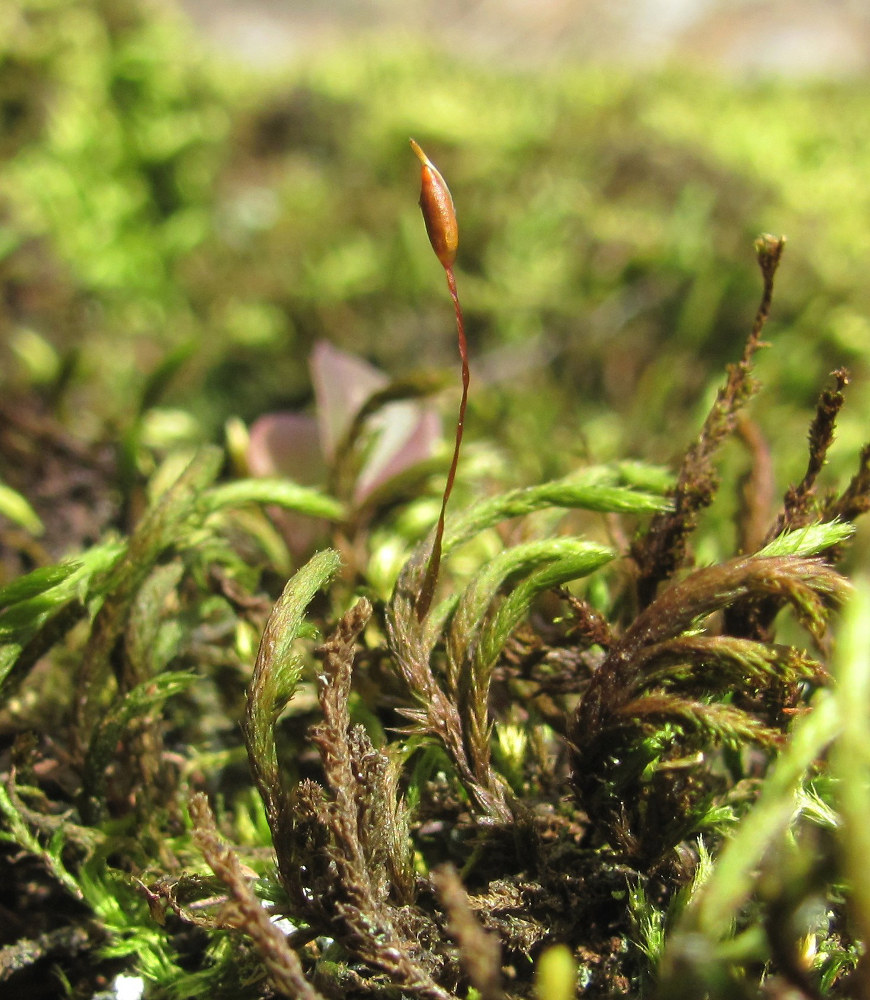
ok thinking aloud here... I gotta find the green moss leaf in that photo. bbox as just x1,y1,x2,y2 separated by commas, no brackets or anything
204,478,345,521
444,469,670,555
0,482,44,535
756,519,855,558
473,540,613,678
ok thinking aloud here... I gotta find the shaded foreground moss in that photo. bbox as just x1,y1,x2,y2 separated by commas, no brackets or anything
2,232,870,999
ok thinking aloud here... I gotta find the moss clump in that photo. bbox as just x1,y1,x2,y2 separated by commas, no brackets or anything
3,227,870,997
3,2,870,997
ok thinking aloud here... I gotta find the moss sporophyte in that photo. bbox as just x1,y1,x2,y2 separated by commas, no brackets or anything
410,139,469,619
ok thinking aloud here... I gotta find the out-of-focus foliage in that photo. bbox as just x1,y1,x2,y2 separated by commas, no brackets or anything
0,0,234,431
3,0,870,479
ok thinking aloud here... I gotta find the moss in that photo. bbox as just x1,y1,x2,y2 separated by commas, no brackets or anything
3,2,870,996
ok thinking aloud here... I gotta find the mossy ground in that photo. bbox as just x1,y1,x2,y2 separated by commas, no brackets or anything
3,2,870,998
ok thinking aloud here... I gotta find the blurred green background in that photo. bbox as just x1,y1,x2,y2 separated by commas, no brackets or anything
3,0,870,535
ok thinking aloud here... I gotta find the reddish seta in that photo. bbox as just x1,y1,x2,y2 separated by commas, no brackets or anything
410,139,469,620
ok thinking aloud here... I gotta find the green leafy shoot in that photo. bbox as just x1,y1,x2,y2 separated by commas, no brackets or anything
755,519,855,559
81,671,198,821
0,781,83,901
0,539,124,699
73,447,224,740
443,469,670,555
203,479,345,522
658,690,840,985
243,549,342,849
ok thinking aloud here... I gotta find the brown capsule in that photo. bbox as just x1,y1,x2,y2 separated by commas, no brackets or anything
410,138,458,270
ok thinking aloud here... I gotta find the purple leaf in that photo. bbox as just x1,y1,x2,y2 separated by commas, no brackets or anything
310,340,386,461
354,404,441,505
247,412,325,484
